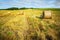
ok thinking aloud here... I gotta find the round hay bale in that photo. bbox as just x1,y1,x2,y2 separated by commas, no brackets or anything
43,11,52,19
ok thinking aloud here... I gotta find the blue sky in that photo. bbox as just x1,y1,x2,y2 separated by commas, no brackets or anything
0,0,60,9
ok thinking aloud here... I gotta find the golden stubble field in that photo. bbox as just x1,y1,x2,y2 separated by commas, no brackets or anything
0,9,60,40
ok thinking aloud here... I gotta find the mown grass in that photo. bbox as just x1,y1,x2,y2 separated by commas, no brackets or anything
0,9,60,40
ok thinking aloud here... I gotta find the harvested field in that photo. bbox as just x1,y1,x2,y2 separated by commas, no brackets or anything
0,9,60,40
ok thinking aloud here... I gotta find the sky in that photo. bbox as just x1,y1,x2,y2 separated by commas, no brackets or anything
0,0,60,9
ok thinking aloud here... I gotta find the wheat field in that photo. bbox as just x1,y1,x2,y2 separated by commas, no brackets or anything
0,9,60,40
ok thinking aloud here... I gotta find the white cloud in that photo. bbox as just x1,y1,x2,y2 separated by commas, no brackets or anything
0,0,60,8
55,0,60,5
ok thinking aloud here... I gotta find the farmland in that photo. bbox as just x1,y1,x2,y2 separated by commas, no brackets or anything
0,9,60,40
